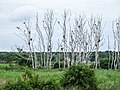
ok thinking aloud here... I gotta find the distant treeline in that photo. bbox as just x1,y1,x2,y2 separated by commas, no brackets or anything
0,51,111,63
0,51,118,69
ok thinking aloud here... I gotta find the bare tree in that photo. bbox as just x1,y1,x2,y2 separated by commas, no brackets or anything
112,18,120,70
74,15,94,65
74,16,84,64
36,13,46,68
107,35,111,69
112,22,117,70
52,39,62,69
69,29,76,65
57,39,62,69
43,10,55,68
88,16,103,69
16,19,37,68
57,10,71,68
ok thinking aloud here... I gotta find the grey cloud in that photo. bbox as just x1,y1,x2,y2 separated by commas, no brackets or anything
0,0,120,51
9,5,37,22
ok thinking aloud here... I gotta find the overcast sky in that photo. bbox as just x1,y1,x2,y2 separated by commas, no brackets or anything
0,0,120,51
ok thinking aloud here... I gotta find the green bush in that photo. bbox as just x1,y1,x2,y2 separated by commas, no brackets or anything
100,58,113,69
53,61,64,69
3,70,59,90
100,59,109,69
61,64,97,90
90,59,110,69
53,61,68,69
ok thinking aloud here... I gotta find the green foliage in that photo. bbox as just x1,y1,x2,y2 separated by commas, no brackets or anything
3,69,60,90
90,58,111,69
0,64,29,71
95,70,120,90
0,67,120,90
0,52,17,64
99,58,115,69
52,61,64,69
15,52,32,67
61,64,97,90
100,59,109,69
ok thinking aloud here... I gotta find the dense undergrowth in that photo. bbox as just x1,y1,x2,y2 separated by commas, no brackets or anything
0,64,120,90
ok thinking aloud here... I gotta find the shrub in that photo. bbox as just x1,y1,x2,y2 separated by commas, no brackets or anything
61,64,97,90
90,59,110,69
100,58,113,69
4,64,29,71
3,70,59,90
53,61,68,69
100,59,109,69
53,61,64,69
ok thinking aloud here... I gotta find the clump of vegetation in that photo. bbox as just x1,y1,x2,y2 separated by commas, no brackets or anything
0,65,120,90
100,59,109,69
61,64,98,90
3,69,60,90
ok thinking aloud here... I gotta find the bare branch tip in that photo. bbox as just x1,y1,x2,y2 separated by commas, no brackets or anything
16,27,20,29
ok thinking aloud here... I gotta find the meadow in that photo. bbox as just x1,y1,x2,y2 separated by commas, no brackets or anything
0,64,120,90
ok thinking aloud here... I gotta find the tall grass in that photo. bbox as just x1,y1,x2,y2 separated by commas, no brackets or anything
0,64,120,90
95,70,120,90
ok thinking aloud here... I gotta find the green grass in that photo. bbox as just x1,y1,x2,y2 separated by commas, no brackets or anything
37,69,65,83
95,70,120,90
0,64,9,69
0,64,120,90
0,70,23,86
0,69,65,87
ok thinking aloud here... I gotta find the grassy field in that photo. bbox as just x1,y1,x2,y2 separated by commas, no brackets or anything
95,70,120,90
0,64,120,90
